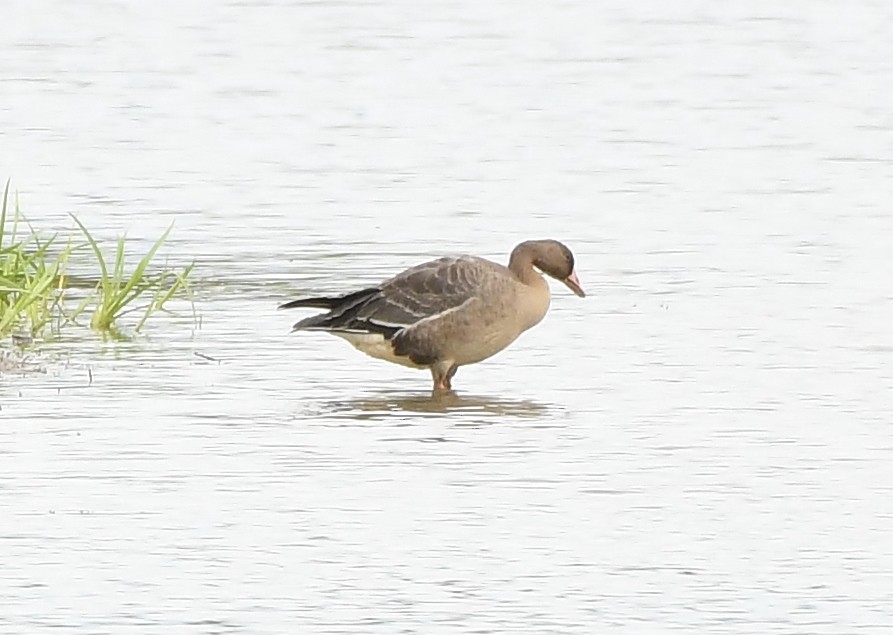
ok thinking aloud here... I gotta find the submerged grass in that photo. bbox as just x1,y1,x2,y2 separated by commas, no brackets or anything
0,179,194,341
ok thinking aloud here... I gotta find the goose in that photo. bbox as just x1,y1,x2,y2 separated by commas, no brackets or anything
279,239,585,392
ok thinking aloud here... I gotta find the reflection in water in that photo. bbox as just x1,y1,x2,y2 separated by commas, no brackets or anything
316,390,556,422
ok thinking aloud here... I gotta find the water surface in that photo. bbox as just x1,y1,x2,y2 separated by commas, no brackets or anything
2,0,893,632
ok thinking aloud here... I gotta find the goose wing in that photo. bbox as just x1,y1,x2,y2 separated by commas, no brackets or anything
284,256,503,337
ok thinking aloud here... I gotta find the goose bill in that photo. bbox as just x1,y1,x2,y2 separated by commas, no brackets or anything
563,271,585,297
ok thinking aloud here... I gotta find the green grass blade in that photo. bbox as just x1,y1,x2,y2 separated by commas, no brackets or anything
114,235,126,285
1,179,9,248
70,214,109,283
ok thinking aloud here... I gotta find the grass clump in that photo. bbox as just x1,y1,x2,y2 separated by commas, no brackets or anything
0,181,70,337
0,179,194,341
70,215,194,333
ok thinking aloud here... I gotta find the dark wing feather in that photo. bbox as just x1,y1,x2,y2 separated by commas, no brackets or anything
281,287,394,335
281,256,503,341
278,287,378,311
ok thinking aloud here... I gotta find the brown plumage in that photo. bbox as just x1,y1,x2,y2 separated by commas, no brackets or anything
279,239,585,392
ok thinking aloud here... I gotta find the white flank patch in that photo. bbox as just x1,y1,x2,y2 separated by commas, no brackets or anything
332,332,424,369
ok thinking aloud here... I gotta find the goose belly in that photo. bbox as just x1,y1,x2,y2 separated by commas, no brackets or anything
449,327,521,366
333,332,425,369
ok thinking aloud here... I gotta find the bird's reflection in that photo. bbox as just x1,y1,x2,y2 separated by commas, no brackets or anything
320,389,555,422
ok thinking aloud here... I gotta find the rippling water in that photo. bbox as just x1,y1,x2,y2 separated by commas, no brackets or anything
2,0,893,632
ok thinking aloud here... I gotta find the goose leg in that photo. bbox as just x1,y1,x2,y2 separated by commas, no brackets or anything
431,361,457,393
444,364,459,390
